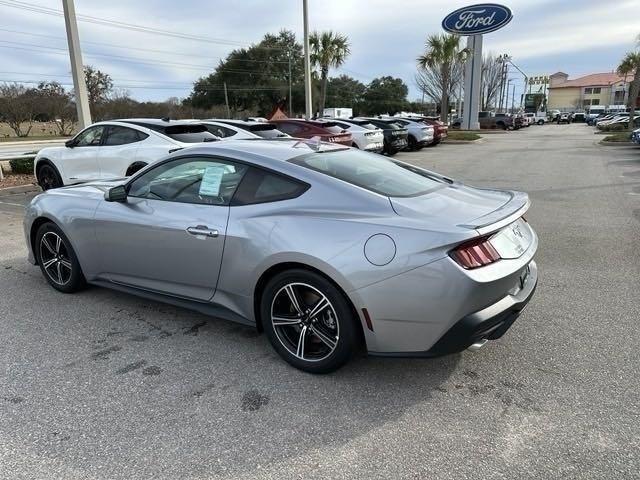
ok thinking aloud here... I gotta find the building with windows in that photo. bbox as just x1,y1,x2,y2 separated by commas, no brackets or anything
547,72,632,112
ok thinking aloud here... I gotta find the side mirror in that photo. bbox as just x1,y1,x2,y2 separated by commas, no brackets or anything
105,185,128,202
65,139,76,148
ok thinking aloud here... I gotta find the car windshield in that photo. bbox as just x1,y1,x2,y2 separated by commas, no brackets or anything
290,149,444,197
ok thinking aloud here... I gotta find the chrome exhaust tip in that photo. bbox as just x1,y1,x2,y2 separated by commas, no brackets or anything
467,339,488,352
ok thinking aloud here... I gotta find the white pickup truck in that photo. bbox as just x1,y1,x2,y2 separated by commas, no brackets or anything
524,112,547,125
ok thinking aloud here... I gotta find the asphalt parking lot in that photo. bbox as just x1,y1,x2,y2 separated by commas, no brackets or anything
0,124,638,479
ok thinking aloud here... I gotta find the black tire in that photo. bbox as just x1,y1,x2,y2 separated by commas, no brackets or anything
497,122,506,130
35,222,86,293
261,269,359,373
537,120,544,125
125,162,148,176
383,139,397,156
36,163,63,190
407,135,417,151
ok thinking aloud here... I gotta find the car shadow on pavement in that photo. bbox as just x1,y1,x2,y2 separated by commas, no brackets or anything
2,264,461,478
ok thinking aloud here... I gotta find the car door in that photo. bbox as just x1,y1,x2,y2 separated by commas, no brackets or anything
93,155,248,301
97,126,147,179
62,125,104,183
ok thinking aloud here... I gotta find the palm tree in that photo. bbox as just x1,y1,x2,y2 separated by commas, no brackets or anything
417,34,469,122
309,31,350,114
616,37,640,132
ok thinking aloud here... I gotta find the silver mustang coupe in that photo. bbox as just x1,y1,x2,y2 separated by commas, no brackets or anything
24,139,538,373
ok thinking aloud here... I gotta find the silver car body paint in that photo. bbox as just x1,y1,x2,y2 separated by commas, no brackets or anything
24,140,537,354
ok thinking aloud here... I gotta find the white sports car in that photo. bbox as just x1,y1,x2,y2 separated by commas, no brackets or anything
34,119,219,190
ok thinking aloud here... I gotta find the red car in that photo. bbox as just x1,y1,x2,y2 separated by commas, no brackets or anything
270,119,352,146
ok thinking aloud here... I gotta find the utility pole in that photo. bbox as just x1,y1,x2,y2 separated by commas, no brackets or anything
302,0,313,119
288,52,293,116
223,82,230,118
62,0,91,128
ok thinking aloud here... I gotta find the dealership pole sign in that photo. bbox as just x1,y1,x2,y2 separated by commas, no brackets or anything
442,4,513,130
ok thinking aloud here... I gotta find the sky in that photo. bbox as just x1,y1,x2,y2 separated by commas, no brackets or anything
1,0,638,106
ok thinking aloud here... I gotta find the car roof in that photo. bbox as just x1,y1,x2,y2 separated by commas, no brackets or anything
110,118,201,127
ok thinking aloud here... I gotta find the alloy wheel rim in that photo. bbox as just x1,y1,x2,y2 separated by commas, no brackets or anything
39,232,72,285
271,282,339,362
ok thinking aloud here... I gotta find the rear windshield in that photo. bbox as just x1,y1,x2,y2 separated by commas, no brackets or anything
346,120,377,130
230,122,289,138
163,125,218,143
129,122,218,143
290,149,443,197
323,125,345,134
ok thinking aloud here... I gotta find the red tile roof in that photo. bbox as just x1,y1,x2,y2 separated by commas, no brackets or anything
549,72,628,89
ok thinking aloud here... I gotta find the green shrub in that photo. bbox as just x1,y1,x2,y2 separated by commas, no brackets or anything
8,157,34,174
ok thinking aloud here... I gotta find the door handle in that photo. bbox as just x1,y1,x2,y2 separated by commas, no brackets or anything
186,225,219,238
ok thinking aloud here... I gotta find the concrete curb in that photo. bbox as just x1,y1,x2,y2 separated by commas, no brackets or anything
598,140,635,146
0,184,40,194
442,138,484,145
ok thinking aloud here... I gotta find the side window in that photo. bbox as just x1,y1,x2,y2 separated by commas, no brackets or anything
74,126,105,147
232,167,309,205
128,157,248,206
206,125,237,138
103,126,148,146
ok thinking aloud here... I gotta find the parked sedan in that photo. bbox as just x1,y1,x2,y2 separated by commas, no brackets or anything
381,117,434,150
24,139,538,373
397,116,448,144
270,119,352,146
34,119,219,190
631,127,640,144
319,118,384,152
209,119,290,139
355,117,408,155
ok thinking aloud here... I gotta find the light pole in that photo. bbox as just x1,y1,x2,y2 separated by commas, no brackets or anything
302,0,313,119
62,0,91,128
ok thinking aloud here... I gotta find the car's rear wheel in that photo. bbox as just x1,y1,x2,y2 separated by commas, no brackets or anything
37,163,62,190
261,269,359,373
125,161,148,176
35,222,85,293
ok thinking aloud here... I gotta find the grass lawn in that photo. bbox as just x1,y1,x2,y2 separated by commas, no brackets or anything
602,133,632,143
445,131,482,141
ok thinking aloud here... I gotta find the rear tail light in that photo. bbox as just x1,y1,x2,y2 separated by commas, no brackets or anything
449,235,501,269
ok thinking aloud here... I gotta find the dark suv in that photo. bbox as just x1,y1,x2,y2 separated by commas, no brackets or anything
354,117,408,155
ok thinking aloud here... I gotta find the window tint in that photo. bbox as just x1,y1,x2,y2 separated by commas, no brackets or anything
290,149,443,197
276,122,304,135
205,124,237,138
251,126,289,139
128,157,247,206
104,126,147,146
232,168,308,205
74,126,105,147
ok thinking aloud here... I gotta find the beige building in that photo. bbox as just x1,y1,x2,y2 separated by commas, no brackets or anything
547,72,630,111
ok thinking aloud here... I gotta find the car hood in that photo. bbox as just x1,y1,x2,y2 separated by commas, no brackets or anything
390,182,529,232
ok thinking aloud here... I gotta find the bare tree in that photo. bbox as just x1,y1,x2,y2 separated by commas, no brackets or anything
481,53,503,110
0,83,37,137
414,61,464,114
83,65,114,111
35,82,77,136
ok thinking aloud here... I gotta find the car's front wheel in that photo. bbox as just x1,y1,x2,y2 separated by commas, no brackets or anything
261,269,360,373
36,163,63,190
35,222,86,293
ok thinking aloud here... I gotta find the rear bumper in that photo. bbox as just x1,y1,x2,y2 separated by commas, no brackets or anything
369,261,538,358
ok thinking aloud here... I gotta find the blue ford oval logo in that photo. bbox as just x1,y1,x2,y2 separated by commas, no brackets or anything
442,3,513,35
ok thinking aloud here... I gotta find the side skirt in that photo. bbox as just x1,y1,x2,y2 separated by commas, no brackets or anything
90,279,255,327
